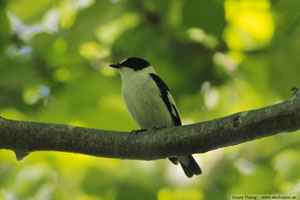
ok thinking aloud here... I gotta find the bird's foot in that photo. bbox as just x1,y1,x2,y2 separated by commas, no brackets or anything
152,126,166,131
132,129,147,135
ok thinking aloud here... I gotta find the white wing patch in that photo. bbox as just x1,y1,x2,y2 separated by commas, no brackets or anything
149,73,182,126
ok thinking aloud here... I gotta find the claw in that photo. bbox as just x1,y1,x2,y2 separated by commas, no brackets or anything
132,129,147,134
152,126,166,131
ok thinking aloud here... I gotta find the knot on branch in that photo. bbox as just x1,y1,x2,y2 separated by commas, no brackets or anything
291,86,300,97
233,113,241,128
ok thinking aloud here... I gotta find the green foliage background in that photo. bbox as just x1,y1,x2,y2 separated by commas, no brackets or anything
1,0,300,199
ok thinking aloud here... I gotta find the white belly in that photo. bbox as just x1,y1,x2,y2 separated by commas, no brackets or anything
122,75,174,129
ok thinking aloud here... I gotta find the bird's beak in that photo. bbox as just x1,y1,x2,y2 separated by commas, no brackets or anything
109,63,121,69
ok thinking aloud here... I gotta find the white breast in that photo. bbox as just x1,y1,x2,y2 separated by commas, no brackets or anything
120,68,175,129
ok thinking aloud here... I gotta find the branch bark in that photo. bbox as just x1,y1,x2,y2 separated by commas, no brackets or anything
1,88,300,161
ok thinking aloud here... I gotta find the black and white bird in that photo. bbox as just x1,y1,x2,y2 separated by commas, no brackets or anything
109,57,201,178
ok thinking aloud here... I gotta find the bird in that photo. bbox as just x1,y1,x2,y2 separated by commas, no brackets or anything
109,57,201,178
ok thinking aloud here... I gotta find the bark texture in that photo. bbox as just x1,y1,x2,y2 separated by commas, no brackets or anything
1,89,300,160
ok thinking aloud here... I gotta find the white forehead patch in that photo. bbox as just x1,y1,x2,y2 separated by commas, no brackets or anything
120,58,128,64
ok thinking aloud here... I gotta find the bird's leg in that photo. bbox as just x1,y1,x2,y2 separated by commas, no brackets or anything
131,129,147,134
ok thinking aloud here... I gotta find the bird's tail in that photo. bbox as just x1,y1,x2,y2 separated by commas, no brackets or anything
169,155,201,178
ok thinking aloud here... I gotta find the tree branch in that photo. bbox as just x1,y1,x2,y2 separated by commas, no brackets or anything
1,88,300,161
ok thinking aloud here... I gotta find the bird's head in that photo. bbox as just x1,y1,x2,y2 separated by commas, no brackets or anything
109,57,155,78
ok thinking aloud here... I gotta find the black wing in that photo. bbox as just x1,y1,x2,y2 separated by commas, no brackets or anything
149,73,181,126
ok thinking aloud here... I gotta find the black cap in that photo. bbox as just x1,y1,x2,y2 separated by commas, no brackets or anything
109,57,151,71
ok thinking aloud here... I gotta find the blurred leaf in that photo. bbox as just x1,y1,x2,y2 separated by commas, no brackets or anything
273,149,300,182
182,0,226,37
229,166,276,194
7,0,55,24
0,6,10,52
